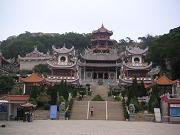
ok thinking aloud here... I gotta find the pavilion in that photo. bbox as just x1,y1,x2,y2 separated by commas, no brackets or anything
0,95,30,120
154,74,176,96
20,73,44,94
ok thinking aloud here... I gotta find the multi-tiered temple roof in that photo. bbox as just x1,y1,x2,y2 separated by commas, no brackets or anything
47,45,76,68
119,46,152,85
78,25,121,85
92,24,113,35
46,45,79,84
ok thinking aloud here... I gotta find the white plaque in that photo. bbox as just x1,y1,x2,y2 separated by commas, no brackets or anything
154,108,161,122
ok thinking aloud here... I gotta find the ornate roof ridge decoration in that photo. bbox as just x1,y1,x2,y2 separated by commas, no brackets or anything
45,74,79,83
92,24,113,35
18,46,51,59
0,49,16,64
123,61,152,69
47,60,76,68
126,46,148,55
52,44,74,54
148,66,161,76
154,74,176,85
119,76,152,84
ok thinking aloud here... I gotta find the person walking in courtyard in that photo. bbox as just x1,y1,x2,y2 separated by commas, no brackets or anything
90,106,94,116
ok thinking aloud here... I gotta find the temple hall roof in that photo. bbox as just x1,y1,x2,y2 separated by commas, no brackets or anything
154,74,176,85
20,73,44,83
18,46,51,60
92,24,113,35
81,48,121,61
126,46,148,55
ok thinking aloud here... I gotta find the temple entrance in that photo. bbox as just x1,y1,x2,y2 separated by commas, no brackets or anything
98,73,103,79
92,72,111,79
93,73,97,79
104,73,108,79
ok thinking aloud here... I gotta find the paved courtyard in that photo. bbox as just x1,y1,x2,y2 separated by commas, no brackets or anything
0,120,180,135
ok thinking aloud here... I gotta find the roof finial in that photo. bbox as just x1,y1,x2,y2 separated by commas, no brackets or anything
63,43,66,48
34,46,37,51
101,22,104,28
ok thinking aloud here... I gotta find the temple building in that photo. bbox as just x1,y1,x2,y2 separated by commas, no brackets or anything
78,24,122,85
18,47,51,70
119,46,152,85
46,45,79,84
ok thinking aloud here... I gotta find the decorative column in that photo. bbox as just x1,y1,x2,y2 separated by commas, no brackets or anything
172,85,175,96
8,102,11,121
116,67,117,82
23,83,26,94
103,73,104,82
83,67,85,81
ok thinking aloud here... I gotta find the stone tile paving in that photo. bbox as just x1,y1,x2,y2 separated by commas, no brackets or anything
0,120,180,135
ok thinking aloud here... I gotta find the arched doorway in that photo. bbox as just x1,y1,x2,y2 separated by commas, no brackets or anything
104,73,108,79
93,73,97,79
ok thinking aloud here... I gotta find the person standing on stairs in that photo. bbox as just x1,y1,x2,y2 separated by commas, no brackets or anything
90,106,94,116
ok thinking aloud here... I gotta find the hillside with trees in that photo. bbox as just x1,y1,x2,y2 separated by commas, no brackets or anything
0,32,91,59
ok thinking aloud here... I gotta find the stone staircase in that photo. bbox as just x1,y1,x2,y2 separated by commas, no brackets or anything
107,101,124,121
70,84,124,121
88,101,106,120
70,101,88,120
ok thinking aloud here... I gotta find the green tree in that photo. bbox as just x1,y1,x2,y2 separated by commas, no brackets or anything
33,64,51,74
0,76,14,94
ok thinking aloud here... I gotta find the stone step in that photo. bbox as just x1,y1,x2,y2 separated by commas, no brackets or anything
107,101,124,121
88,101,106,120
70,101,88,120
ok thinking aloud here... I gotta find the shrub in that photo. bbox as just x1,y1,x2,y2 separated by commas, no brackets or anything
91,95,104,101
36,92,50,106
29,98,37,105
148,93,160,113
129,97,140,112
114,96,121,101
44,103,50,110
122,98,129,120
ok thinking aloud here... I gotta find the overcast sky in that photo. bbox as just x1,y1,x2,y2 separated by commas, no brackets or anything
1,0,180,41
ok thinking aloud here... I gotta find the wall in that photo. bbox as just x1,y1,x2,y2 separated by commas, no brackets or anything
19,60,48,70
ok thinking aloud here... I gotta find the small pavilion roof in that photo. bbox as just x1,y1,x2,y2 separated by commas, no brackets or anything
0,95,30,103
20,73,44,83
154,74,176,85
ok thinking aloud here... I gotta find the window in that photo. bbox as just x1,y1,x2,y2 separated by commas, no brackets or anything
134,57,140,63
60,56,66,62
